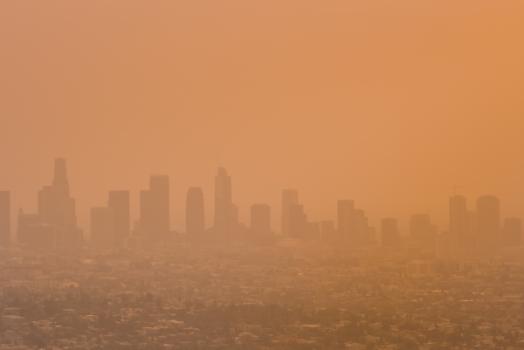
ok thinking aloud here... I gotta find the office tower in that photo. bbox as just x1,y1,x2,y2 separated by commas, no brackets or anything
281,189,299,236
250,204,271,235
90,207,114,250
476,195,501,255
138,175,170,242
502,217,522,247
381,218,401,247
214,167,234,234
0,191,10,246
288,204,307,238
449,195,469,250
410,214,436,247
337,200,372,245
354,209,372,245
186,187,205,235
37,158,82,248
108,191,130,248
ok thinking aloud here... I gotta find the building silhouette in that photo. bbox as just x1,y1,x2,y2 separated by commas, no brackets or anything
0,191,10,246
108,191,130,248
88,191,130,250
26,158,83,249
214,167,235,235
186,187,205,235
137,175,171,244
281,189,299,236
337,200,372,245
288,204,308,238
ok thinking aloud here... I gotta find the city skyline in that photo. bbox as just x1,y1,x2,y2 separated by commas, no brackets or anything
1,158,522,255
2,157,524,234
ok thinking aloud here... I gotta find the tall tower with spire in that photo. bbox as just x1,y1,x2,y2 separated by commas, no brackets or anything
214,167,234,235
37,158,82,248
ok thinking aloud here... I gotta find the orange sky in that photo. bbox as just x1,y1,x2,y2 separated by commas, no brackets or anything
1,0,524,231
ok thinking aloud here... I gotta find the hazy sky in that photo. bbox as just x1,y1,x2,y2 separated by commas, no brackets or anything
1,0,524,231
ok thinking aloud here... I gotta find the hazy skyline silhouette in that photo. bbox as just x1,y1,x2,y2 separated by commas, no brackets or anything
0,157,521,259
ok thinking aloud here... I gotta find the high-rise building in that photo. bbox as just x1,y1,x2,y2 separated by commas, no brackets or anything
381,218,401,247
37,158,82,249
281,189,299,236
186,187,205,235
90,207,114,250
214,167,234,234
337,200,371,245
476,195,501,255
0,191,10,246
502,217,522,247
108,191,130,248
250,204,271,235
138,175,170,243
354,209,372,245
288,204,307,238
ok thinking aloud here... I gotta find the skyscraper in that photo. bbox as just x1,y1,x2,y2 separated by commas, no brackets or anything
476,195,500,255
138,175,171,243
281,189,299,236
354,209,372,245
214,167,234,234
37,158,82,249
288,204,307,238
186,187,205,235
0,191,10,246
250,204,271,235
108,190,130,248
